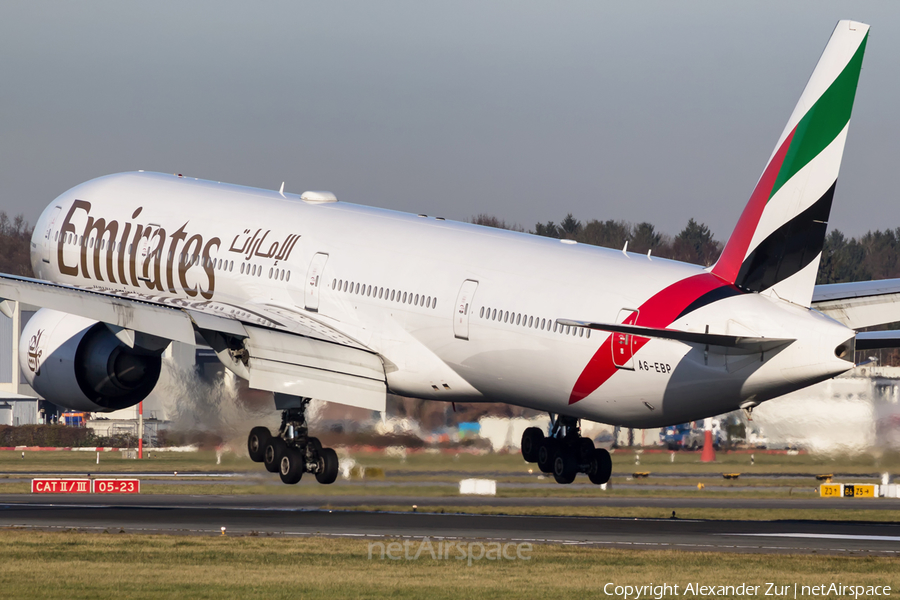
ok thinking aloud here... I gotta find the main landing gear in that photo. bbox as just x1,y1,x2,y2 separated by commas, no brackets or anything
521,415,612,485
247,399,339,485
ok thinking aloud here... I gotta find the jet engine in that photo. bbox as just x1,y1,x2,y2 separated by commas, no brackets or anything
20,309,164,412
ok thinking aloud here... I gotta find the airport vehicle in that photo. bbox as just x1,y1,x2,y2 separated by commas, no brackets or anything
1,20,896,485
660,423,693,451
680,420,724,451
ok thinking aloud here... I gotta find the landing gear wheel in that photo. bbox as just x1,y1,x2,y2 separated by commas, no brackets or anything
577,437,595,461
247,427,271,463
588,448,612,485
279,447,304,484
552,448,577,484
521,427,544,463
264,438,286,473
315,447,339,484
308,437,322,454
536,439,556,474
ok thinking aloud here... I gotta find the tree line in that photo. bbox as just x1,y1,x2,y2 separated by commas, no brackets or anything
0,212,34,277
470,213,900,284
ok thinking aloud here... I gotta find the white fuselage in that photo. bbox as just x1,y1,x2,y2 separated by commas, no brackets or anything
30,172,856,427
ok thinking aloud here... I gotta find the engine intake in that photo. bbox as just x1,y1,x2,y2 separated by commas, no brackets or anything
20,309,163,412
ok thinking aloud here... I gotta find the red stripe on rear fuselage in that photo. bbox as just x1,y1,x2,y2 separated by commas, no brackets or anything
568,272,732,404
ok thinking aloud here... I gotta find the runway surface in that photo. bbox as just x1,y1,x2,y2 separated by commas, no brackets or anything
1,494,898,556
1,492,897,510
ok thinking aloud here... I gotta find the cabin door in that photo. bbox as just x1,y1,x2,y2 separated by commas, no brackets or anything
304,253,329,311
453,279,479,340
611,308,639,370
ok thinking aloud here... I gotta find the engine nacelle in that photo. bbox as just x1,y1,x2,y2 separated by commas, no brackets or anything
20,309,163,412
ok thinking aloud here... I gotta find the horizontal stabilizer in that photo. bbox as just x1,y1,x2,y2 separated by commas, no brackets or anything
557,319,794,353
855,330,900,351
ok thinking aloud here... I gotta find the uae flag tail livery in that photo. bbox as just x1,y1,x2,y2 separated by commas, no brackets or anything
712,20,868,307
566,21,868,406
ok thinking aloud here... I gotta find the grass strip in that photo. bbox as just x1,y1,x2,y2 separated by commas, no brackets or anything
0,529,896,600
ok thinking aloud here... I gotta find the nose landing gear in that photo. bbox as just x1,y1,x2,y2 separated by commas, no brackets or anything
247,398,339,485
521,415,611,485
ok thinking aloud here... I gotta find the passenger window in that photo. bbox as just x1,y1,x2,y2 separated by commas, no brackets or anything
286,271,290,281
516,314,521,326
402,292,407,303
427,296,431,308
479,306,484,318
414,294,419,305
433,298,437,310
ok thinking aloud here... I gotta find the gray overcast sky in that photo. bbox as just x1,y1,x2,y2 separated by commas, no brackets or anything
1,2,898,240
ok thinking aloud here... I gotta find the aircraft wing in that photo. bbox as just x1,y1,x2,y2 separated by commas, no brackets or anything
812,279,900,329
0,274,386,411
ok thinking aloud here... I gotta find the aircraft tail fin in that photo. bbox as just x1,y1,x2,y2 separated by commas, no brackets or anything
711,20,868,307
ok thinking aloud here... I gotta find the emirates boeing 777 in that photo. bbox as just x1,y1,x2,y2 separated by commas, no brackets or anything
2,20,896,484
